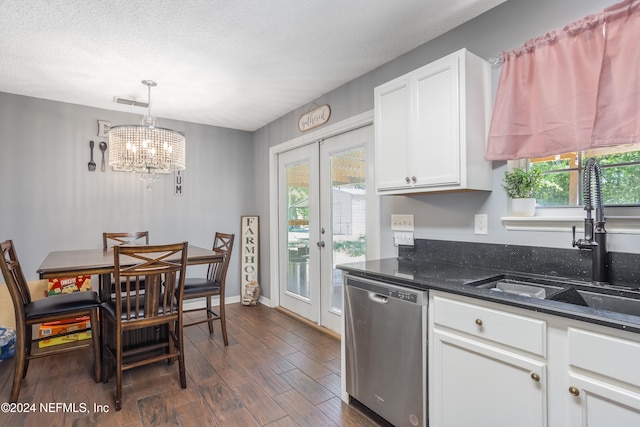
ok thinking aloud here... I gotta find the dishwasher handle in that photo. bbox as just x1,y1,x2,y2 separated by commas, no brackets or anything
368,292,389,304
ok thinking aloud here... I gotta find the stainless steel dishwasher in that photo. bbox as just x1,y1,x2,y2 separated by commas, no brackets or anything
344,273,427,427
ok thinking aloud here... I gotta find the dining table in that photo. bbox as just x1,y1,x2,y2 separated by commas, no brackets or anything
37,243,223,367
37,244,222,302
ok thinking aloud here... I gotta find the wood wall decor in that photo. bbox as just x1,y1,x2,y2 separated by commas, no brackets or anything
240,216,259,298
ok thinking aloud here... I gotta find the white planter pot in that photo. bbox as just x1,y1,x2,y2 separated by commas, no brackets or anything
511,198,536,217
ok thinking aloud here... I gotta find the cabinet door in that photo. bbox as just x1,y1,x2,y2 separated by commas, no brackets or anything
411,53,460,187
374,77,410,190
567,373,640,427
432,330,547,427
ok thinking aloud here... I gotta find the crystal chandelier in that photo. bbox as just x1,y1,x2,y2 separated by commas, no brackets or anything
108,80,186,190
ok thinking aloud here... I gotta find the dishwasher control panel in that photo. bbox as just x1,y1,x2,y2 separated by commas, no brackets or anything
388,289,418,303
345,274,426,305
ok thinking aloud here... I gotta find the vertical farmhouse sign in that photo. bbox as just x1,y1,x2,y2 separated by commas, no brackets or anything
240,216,259,299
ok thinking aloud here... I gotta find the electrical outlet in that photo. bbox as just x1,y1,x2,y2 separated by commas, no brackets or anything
391,214,414,231
394,232,414,246
475,214,488,235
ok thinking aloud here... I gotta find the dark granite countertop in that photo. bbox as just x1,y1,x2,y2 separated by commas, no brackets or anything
338,257,640,334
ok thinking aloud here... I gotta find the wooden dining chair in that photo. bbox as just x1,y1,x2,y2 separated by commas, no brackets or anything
183,232,235,346
101,242,188,411
101,231,150,293
102,231,149,249
0,240,101,403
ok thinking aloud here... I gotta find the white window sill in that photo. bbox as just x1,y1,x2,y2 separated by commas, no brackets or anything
501,207,640,234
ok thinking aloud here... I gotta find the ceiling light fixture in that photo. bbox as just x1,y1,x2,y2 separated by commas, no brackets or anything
108,80,186,190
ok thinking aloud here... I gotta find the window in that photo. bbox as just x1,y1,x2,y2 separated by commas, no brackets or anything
530,143,640,208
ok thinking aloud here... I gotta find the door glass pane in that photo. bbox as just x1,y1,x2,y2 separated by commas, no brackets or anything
330,147,366,312
286,162,310,298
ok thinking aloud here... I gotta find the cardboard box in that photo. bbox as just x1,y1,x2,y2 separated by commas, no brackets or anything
38,331,92,348
47,275,92,296
42,315,90,327
38,317,92,348
41,278,94,347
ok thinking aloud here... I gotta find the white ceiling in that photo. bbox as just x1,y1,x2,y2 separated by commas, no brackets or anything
0,0,506,132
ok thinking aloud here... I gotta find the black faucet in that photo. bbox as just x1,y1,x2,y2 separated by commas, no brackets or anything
572,157,608,284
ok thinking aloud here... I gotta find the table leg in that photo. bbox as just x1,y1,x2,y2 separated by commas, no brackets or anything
99,273,111,302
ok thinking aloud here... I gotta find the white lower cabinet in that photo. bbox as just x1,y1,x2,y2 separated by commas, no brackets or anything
566,328,640,427
430,293,547,427
429,291,640,427
433,329,547,427
567,373,640,427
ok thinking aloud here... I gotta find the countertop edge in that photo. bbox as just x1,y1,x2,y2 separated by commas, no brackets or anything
338,261,640,334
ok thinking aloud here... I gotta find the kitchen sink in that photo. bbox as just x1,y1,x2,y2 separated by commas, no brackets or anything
469,274,640,317
570,286,640,317
470,274,567,299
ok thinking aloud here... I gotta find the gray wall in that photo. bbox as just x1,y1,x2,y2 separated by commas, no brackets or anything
253,0,638,300
0,92,254,296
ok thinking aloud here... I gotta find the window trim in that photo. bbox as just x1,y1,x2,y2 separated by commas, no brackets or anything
501,160,640,234
501,207,640,234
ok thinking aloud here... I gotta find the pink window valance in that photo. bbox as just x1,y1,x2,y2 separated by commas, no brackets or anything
485,0,640,161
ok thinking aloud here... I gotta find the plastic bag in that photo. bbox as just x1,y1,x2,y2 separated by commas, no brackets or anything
0,327,16,361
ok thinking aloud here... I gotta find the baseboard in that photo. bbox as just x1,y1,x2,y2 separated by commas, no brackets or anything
275,306,341,341
183,295,241,311
256,295,272,307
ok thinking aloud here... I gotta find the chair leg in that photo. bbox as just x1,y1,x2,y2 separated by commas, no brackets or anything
22,325,32,378
220,299,228,346
89,308,101,383
114,324,122,411
10,325,27,403
101,313,110,383
206,297,214,334
177,321,186,389
167,322,176,366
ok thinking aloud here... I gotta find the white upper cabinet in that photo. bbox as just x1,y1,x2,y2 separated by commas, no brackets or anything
374,48,493,195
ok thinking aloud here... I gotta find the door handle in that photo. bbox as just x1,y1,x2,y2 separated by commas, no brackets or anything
368,292,389,304
317,241,325,248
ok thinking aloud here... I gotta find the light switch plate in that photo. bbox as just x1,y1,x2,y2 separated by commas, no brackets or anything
391,214,414,231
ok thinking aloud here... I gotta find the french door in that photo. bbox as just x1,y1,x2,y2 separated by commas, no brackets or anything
278,125,374,333
278,143,320,321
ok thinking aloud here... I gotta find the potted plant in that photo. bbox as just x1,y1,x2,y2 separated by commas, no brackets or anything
502,167,543,216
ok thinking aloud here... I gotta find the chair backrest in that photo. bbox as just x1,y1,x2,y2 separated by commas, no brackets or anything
103,231,149,250
206,233,235,289
0,240,31,324
113,242,188,322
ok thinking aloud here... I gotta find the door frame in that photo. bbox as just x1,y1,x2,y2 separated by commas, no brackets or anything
268,109,378,310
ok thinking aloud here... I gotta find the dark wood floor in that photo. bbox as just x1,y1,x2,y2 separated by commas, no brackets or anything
0,303,386,427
